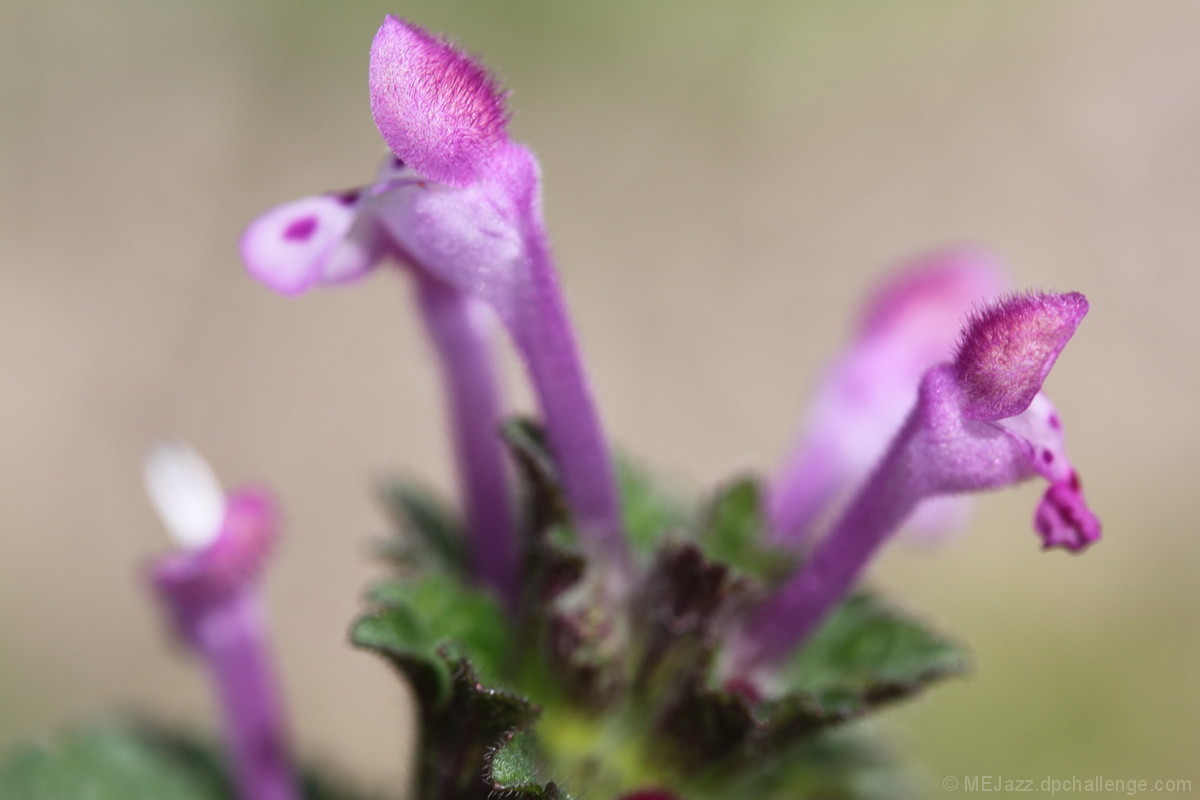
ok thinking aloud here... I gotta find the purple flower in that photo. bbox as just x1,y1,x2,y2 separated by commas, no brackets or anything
241,18,627,594
145,444,298,800
768,248,1006,546
730,291,1100,679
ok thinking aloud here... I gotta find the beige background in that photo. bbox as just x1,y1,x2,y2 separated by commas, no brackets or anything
2,1,1198,796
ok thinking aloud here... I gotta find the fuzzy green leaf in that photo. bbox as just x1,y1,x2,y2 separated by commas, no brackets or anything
359,572,511,685
697,478,796,583
658,591,966,771
352,572,540,800
0,725,224,800
720,724,917,800
617,457,689,558
486,730,572,800
501,418,569,533
770,591,969,723
377,480,467,573
350,573,511,705
0,723,374,800
501,417,691,556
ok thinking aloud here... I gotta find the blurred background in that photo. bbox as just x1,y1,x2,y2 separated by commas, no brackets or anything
2,1,1198,796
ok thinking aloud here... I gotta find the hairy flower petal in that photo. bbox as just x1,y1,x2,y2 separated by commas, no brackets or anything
370,16,509,187
954,291,1088,420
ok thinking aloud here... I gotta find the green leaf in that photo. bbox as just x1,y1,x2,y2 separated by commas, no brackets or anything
354,571,515,697
697,478,797,583
501,418,570,535
720,724,918,800
486,730,572,800
656,591,967,772
502,416,690,559
0,723,376,800
770,591,969,725
363,431,964,799
0,725,225,800
499,417,626,708
617,457,690,558
377,479,467,574
352,572,540,800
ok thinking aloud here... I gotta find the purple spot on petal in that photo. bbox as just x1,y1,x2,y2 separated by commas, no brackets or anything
283,215,318,241
1042,450,1054,465
1048,414,1062,430
393,155,405,168
333,188,361,206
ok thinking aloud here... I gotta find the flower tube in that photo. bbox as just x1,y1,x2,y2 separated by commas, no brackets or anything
732,292,1101,678
145,444,298,800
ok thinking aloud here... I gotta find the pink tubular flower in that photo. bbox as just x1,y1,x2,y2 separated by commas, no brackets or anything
730,291,1100,679
145,444,298,800
241,17,627,590
768,248,1006,546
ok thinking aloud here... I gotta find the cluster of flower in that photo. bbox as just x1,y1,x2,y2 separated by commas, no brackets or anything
142,17,1100,800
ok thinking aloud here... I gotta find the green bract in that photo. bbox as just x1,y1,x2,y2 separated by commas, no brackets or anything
350,420,968,800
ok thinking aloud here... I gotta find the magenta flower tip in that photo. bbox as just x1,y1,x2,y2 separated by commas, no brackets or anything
205,488,279,588
153,487,279,605
370,16,509,187
954,291,1089,421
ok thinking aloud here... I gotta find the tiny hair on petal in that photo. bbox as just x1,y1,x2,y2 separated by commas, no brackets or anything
369,16,510,187
953,291,1088,420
